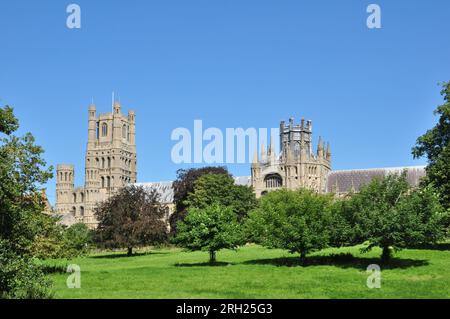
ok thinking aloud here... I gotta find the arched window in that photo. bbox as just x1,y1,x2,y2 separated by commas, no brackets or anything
80,192,84,202
264,174,282,188
73,193,77,203
102,158,105,168
122,124,127,138
107,176,111,188
294,142,300,158
80,206,84,217
102,123,108,136
101,177,105,188
107,157,111,168
71,207,76,217
65,172,68,181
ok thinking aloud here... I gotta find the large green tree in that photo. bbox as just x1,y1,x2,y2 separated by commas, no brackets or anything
169,167,229,235
413,81,450,209
246,189,333,262
184,173,257,220
0,105,53,298
174,204,242,263
94,185,168,256
338,173,446,263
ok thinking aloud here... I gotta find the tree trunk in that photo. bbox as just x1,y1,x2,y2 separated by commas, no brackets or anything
381,246,391,264
300,251,307,265
127,247,133,256
209,251,216,263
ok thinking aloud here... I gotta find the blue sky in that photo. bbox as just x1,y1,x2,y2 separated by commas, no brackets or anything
1,0,450,204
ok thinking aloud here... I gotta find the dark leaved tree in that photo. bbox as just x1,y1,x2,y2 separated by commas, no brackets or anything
169,166,229,235
94,185,168,256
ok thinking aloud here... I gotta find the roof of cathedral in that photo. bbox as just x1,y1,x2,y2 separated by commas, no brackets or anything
326,166,426,194
134,181,174,203
234,176,252,186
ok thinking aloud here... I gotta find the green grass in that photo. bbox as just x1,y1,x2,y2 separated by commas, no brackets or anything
46,244,450,299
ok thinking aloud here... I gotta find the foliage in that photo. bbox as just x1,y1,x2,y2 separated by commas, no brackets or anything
94,185,168,256
245,189,333,261
336,173,447,262
185,173,257,220
63,223,92,256
174,204,243,262
0,105,53,298
413,81,450,209
0,240,52,299
170,166,229,235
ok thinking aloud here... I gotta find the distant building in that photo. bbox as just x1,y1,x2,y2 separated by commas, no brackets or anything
55,101,137,228
54,106,426,228
251,117,331,197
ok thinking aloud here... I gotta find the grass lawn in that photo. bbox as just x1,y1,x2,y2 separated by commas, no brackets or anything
45,244,450,299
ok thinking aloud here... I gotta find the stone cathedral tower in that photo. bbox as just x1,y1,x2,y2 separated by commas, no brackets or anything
55,101,137,228
251,117,331,197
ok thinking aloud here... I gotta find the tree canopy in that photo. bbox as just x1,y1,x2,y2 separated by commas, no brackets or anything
169,166,229,235
94,185,168,256
246,189,333,262
334,173,446,262
0,105,53,298
174,204,242,263
413,81,450,209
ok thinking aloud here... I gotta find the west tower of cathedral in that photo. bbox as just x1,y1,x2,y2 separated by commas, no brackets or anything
55,101,137,228
251,117,331,197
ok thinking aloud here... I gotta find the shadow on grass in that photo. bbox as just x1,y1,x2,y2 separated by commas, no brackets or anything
91,251,168,259
242,253,429,270
175,261,233,267
410,243,450,251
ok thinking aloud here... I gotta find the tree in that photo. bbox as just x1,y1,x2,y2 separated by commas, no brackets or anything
94,185,168,256
0,104,53,298
342,173,446,263
413,81,450,209
63,223,92,257
184,173,257,220
174,204,242,263
169,167,229,235
246,189,333,263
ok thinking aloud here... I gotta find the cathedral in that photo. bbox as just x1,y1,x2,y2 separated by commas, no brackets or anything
251,117,331,198
55,103,425,228
55,102,137,228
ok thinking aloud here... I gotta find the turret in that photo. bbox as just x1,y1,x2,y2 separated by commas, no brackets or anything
87,104,97,147
55,164,75,208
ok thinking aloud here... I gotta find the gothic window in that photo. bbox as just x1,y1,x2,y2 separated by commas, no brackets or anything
65,172,68,181
127,126,130,141
294,142,300,158
96,122,99,139
107,157,111,168
80,193,84,202
102,158,105,168
80,206,84,217
122,124,127,138
101,177,105,188
264,173,282,188
102,123,108,137
72,207,76,217
107,176,111,188
73,193,77,203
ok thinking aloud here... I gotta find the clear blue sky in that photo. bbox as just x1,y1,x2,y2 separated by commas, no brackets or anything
1,0,450,205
